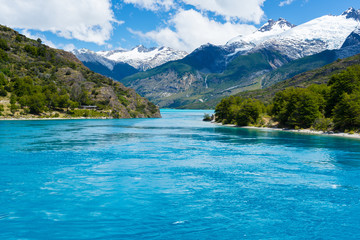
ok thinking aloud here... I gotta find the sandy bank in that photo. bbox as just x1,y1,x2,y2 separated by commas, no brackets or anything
212,122,360,140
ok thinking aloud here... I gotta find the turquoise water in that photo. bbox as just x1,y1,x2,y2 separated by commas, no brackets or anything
1,109,360,239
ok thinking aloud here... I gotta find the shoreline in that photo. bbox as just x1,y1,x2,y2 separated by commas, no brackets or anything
0,117,115,121
212,122,360,140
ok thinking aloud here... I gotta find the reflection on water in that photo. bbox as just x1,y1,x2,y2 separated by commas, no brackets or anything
1,109,360,239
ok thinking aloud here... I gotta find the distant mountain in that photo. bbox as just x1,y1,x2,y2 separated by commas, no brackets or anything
227,18,295,46
0,25,160,119
236,52,360,103
73,49,139,81
260,28,360,88
176,18,296,75
252,8,360,60
119,8,360,109
73,46,188,80
97,46,188,71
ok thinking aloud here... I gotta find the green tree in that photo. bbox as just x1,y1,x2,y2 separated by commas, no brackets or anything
215,96,244,123
333,91,360,131
25,93,46,114
326,66,360,116
235,98,264,126
0,72,6,85
272,88,323,128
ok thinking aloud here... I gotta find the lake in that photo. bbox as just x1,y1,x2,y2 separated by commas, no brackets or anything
1,109,360,239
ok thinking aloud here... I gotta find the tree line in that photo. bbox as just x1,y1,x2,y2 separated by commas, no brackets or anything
214,65,360,132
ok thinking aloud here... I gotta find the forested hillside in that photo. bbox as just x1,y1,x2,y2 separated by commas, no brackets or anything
215,65,360,132
0,25,160,119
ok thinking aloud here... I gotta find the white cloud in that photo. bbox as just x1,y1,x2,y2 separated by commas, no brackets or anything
21,29,57,48
123,0,174,11
279,0,295,7
0,0,121,45
182,0,266,24
62,44,76,52
21,30,76,52
131,9,256,52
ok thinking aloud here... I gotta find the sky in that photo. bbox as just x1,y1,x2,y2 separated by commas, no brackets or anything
0,0,359,53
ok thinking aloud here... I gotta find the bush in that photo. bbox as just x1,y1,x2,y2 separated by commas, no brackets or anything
0,49,9,62
0,86,7,96
0,72,6,85
312,117,334,132
25,45,38,56
203,113,212,121
0,39,9,51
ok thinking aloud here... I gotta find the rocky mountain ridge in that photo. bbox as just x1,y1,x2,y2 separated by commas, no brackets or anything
74,45,188,72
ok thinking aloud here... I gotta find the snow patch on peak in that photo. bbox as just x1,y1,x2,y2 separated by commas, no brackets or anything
258,18,295,33
342,7,360,21
73,49,115,70
76,46,188,71
227,18,295,46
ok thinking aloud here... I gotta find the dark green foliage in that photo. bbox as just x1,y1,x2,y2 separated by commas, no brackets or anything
215,96,264,126
0,86,7,96
235,98,264,126
21,93,46,114
271,87,325,128
203,113,212,121
312,117,334,131
15,35,22,42
0,38,9,50
0,49,9,62
24,44,38,56
215,96,243,123
10,94,16,104
326,65,360,116
333,92,360,131
217,65,360,132
0,73,6,85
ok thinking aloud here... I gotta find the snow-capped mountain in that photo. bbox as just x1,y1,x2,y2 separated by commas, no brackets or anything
74,45,188,72
227,8,360,60
73,48,116,70
98,45,188,71
227,18,295,46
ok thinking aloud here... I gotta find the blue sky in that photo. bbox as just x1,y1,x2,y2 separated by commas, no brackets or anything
0,0,359,53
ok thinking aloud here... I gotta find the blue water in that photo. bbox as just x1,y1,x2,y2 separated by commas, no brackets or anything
1,109,360,239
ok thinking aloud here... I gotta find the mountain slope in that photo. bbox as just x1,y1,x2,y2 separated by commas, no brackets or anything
260,38,360,88
73,48,139,80
230,8,360,60
236,53,360,103
122,49,291,108
0,25,160,119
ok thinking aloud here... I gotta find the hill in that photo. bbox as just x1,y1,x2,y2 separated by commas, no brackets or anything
0,25,160,119
236,53,360,103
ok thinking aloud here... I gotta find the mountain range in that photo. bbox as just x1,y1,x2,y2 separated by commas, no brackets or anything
74,7,360,109
73,46,188,80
